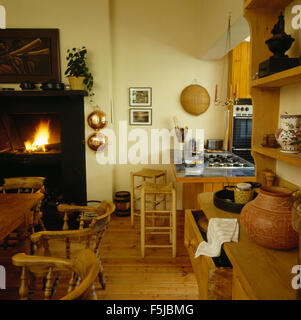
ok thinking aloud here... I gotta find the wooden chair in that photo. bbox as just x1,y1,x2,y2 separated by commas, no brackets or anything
0,177,46,249
12,248,100,300
30,200,115,290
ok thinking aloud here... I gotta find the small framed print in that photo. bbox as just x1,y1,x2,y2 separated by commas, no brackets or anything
129,87,152,107
129,108,152,126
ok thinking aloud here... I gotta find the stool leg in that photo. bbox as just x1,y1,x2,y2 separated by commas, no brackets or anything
163,171,167,211
141,188,145,258
152,176,156,227
130,172,135,226
172,189,176,258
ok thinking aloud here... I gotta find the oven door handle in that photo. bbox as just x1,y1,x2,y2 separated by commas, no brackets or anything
232,148,252,151
233,116,252,119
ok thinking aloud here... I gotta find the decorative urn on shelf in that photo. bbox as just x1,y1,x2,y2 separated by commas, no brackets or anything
259,12,300,78
275,113,301,153
240,186,299,250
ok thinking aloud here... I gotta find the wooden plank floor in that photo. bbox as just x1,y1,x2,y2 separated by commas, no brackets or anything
0,212,199,300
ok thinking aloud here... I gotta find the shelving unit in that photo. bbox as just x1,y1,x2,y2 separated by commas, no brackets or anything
253,145,301,168
252,65,301,88
244,0,301,184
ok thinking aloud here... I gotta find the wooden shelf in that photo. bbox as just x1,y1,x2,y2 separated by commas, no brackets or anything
244,0,294,10
253,145,301,168
252,65,301,88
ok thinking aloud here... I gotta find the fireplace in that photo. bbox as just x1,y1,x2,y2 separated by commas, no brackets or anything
0,90,87,205
0,112,61,154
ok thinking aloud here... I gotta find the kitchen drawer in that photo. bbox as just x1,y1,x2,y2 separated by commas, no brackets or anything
184,209,233,300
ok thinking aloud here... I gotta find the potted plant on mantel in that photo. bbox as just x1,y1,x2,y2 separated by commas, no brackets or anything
65,46,94,100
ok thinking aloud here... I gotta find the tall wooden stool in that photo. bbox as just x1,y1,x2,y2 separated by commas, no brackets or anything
130,168,167,226
140,181,176,258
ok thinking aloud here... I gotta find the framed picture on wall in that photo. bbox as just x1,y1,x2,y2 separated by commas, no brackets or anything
0,28,61,83
129,87,152,107
129,108,152,126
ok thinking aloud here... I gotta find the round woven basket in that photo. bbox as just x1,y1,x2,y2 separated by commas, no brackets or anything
180,84,210,116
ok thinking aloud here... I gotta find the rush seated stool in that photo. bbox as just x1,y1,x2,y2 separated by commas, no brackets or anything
130,168,167,226
140,181,176,258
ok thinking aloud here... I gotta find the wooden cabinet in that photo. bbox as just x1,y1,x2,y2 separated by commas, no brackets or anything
243,0,301,184
232,270,252,300
229,41,251,99
184,210,232,300
193,193,298,300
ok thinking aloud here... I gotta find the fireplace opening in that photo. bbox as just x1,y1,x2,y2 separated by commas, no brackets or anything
0,90,87,226
0,113,61,154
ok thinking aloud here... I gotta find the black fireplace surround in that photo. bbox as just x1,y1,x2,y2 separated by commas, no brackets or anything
0,90,87,204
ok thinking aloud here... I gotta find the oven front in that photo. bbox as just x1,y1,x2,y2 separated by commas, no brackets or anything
231,106,254,163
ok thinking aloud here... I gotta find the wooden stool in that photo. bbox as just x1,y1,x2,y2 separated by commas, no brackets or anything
130,168,167,226
140,181,176,258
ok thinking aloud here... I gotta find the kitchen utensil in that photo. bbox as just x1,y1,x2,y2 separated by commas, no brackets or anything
87,109,108,131
87,132,108,152
214,188,258,214
206,139,223,150
234,183,253,204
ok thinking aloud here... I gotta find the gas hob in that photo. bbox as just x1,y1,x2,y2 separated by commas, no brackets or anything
204,152,254,169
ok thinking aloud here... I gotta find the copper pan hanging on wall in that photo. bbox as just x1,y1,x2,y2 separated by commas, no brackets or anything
87,132,108,152
87,109,108,131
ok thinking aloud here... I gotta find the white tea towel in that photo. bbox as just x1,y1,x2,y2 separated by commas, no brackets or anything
194,218,239,258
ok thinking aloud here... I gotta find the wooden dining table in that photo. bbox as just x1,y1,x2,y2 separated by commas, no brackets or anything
0,193,44,242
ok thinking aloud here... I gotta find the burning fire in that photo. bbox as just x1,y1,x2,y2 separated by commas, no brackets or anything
25,121,50,152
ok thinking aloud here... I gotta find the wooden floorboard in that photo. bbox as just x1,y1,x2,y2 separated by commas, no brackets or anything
0,212,199,300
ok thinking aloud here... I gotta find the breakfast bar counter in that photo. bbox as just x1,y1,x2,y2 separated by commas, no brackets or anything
171,151,256,209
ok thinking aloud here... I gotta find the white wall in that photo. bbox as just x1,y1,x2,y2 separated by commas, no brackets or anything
0,0,233,206
199,0,244,58
110,0,229,207
0,0,114,200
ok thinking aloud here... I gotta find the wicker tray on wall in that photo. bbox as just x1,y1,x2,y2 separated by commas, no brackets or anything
180,84,210,116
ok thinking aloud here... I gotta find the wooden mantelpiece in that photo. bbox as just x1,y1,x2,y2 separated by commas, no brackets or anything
0,90,87,97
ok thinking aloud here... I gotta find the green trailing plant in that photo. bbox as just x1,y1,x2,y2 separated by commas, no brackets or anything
65,46,94,100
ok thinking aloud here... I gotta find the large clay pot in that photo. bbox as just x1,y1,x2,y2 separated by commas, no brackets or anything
240,186,299,250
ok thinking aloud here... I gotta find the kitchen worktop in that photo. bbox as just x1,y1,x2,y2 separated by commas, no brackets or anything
171,150,256,181
171,150,256,209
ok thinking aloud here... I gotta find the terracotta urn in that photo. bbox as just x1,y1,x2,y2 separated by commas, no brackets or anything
240,186,299,250
275,114,301,154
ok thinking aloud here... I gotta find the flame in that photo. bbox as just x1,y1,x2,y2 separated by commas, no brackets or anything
25,121,50,152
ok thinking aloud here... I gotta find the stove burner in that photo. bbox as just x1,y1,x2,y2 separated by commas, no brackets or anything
205,152,254,169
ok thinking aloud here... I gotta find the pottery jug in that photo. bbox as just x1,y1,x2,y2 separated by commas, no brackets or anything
275,114,301,153
240,186,299,250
